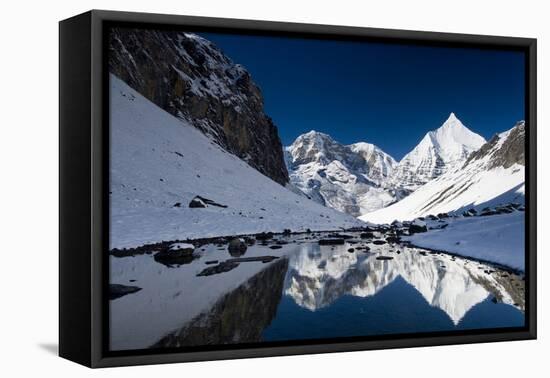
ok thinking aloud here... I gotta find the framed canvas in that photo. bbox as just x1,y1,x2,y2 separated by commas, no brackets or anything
59,10,537,368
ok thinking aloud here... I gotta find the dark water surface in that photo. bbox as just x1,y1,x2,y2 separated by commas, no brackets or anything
109,232,525,351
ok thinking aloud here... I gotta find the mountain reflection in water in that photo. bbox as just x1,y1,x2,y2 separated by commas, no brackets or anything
130,236,524,349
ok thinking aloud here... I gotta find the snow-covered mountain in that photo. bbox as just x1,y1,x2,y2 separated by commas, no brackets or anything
109,75,364,249
285,114,491,217
360,121,525,223
109,28,288,185
285,131,402,216
391,113,486,191
349,142,398,186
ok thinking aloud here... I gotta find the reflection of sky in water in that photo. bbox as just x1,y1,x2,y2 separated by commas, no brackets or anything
263,278,523,342
110,233,524,351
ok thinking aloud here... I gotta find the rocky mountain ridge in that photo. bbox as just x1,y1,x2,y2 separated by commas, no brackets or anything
360,121,526,223
109,28,288,185
285,131,403,216
286,113,517,218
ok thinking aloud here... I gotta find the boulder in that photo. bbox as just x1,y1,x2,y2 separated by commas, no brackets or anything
189,197,207,208
391,220,403,228
228,238,247,257
154,243,197,266
409,219,427,234
462,208,478,217
189,195,228,208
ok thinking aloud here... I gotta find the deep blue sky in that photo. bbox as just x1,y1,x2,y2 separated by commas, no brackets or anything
201,32,525,160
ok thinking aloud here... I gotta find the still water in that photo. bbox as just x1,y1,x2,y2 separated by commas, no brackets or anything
109,232,525,351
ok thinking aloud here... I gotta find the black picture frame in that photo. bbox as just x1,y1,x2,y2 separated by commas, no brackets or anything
59,9,537,368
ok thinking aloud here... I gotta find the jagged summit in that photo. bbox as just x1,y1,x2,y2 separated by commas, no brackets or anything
429,112,485,148
442,112,459,125
390,113,486,191
285,132,399,216
303,129,328,137
361,119,525,223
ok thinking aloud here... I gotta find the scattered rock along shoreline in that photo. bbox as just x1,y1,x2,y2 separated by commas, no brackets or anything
109,217,522,278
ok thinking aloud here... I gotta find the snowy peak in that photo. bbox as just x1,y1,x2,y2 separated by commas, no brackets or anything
285,132,400,216
428,112,486,154
361,119,525,224
391,113,486,191
349,142,397,180
287,130,362,169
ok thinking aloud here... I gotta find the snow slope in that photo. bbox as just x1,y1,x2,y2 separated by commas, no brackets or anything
109,75,364,249
404,212,525,271
360,122,525,224
391,113,486,191
285,131,400,216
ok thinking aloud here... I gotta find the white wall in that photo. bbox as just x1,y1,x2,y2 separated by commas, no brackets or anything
0,0,546,376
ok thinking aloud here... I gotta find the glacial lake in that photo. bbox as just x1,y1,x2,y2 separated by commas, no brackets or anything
109,231,525,351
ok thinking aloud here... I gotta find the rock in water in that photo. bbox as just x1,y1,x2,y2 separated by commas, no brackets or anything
109,284,142,300
318,239,345,245
154,243,197,266
228,238,247,257
197,261,240,277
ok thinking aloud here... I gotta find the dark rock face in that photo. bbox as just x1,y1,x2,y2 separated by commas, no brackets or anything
464,121,525,169
491,122,526,169
109,28,289,186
